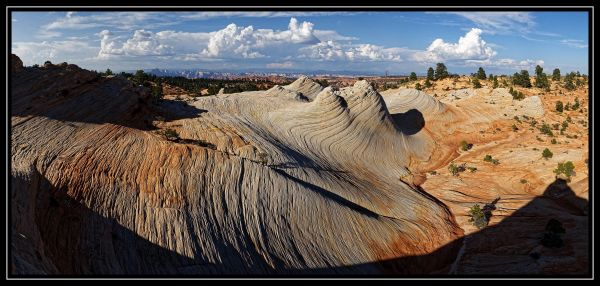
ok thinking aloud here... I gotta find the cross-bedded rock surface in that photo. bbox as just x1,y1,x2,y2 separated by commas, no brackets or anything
10,55,588,275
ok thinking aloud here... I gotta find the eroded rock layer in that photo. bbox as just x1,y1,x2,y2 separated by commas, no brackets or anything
10,56,462,275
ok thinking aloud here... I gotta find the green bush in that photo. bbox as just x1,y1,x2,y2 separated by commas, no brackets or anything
159,128,180,141
472,78,482,88
542,148,553,159
555,101,563,113
459,140,473,151
468,204,488,229
409,72,417,81
553,161,575,180
513,70,532,87
483,155,499,165
539,123,554,136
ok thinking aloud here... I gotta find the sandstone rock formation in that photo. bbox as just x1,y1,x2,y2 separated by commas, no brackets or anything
10,55,462,275
10,55,588,276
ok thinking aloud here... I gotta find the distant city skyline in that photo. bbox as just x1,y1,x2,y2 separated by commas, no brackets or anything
11,11,589,75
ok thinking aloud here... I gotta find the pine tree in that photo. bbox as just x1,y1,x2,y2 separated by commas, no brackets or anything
476,67,486,80
552,68,561,81
409,72,417,81
427,67,434,81
435,63,449,80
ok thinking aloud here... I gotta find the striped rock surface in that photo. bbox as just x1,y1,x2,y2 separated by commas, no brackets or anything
11,56,463,275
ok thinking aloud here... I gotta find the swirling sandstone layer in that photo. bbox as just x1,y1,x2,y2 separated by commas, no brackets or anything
10,56,462,275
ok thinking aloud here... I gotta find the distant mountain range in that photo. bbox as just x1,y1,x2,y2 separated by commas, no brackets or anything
141,68,388,79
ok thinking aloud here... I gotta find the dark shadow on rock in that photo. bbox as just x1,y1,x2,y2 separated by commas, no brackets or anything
390,109,425,135
310,178,589,277
10,168,590,277
10,67,206,131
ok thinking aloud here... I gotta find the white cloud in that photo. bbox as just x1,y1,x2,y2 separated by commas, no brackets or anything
266,61,293,68
98,29,174,58
413,28,496,62
438,12,535,35
200,18,319,59
12,40,98,66
299,40,346,60
313,30,358,41
179,11,352,20
560,39,588,48
300,41,403,62
41,12,179,33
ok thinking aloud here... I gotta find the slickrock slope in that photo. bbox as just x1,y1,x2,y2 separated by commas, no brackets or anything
381,84,588,275
10,55,588,275
10,55,462,275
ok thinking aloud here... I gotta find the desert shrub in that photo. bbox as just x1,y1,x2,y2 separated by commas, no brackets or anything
541,219,566,248
542,148,553,159
509,87,525,100
539,123,554,136
409,72,417,81
151,84,163,99
424,78,432,88
159,128,179,141
520,179,528,184
472,78,481,88
459,140,473,151
483,155,500,165
468,205,487,228
257,152,269,165
512,124,519,132
553,161,575,180
414,82,422,90
572,98,580,110
555,101,563,113
467,166,477,173
448,163,459,176
513,70,532,87
552,123,560,130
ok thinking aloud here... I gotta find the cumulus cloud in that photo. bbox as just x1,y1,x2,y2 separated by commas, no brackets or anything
300,41,403,62
299,40,345,60
98,29,175,58
413,28,496,62
200,17,319,59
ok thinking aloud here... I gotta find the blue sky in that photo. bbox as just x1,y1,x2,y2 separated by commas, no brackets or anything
11,11,589,75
